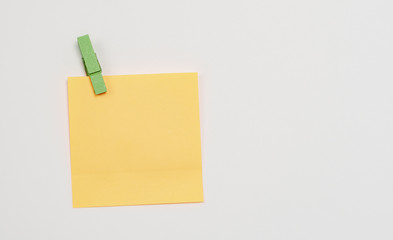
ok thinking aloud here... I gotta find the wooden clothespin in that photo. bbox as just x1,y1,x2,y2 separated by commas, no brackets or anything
77,34,107,95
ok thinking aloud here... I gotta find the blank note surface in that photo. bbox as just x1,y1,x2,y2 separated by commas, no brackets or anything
68,72,203,208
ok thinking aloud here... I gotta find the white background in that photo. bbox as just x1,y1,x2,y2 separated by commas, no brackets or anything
1,0,393,239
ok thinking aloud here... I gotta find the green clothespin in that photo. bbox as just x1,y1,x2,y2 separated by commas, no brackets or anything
77,34,107,95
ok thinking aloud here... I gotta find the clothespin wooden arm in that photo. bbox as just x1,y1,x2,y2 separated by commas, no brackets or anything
77,34,107,95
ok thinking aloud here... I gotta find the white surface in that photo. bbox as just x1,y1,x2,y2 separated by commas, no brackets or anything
1,0,393,239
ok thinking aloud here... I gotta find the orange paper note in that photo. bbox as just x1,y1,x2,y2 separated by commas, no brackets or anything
68,72,203,207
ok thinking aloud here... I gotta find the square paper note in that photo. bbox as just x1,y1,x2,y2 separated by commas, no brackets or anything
68,72,203,207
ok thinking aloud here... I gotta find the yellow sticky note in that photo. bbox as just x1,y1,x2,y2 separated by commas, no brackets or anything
68,72,203,207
